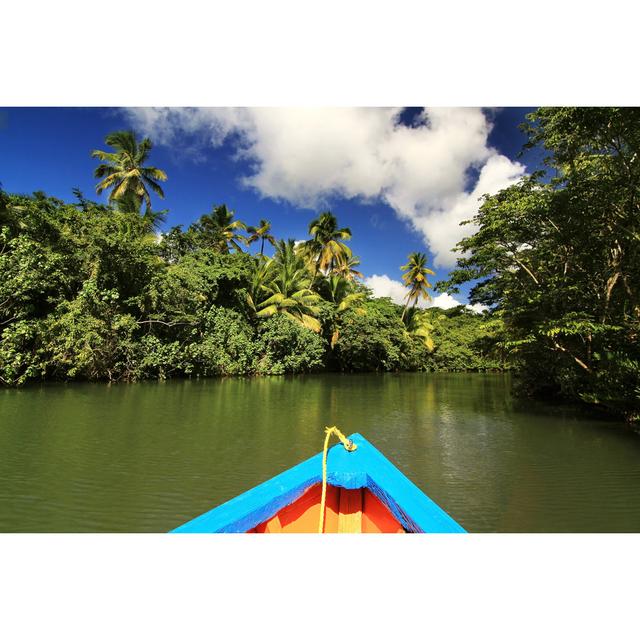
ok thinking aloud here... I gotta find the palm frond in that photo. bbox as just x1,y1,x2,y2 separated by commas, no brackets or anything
91,150,120,163
256,305,278,317
141,167,168,182
142,177,166,199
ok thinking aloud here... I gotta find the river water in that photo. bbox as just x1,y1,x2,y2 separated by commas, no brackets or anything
1,373,639,532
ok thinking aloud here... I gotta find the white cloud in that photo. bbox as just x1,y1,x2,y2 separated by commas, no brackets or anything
364,274,489,313
429,292,465,310
122,107,525,267
411,154,526,267
466,302,490,314
363,274,409,306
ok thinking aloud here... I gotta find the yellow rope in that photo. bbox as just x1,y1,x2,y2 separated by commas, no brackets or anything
318,426,357,533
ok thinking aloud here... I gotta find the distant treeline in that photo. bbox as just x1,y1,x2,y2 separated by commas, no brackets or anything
0,191,506,386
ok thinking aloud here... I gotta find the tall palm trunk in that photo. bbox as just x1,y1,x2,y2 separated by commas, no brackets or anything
313,254,322,283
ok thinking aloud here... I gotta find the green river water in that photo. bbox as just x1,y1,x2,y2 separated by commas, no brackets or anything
1,372,640,533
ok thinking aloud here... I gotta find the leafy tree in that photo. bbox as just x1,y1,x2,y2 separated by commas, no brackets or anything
92,131,167,213
424,307,508,372
186,307,257,376
142,250,253,332
334,297,418,372
400,252,435,320
158,226,195,264
254,315,325,374
442,107,640,421
42,277,139,382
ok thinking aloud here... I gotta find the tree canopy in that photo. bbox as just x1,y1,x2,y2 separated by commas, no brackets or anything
0,187,505,387
441,107,640,422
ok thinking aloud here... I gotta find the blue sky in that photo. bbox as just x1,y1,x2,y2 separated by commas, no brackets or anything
0,107,542,307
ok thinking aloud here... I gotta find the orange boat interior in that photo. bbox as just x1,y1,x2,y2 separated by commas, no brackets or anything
246,483,406,533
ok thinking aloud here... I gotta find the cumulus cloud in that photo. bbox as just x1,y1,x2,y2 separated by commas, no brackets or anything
428,292,467,310
363,274,409,307
466,302,490,314
363,274,486,312
122,107,525,266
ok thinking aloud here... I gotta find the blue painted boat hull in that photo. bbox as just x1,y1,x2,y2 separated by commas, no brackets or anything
172,433,466,533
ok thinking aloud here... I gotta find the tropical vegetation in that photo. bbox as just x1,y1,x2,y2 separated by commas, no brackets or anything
441,107,640,423
0,130,505,389
401,252,435,320
5,112,637,424
0,185,502,386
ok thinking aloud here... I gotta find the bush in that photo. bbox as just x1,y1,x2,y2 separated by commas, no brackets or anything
41,279,139,382
424,308,509,372
333,298,415,372
187,306,256,376
254,315,325,375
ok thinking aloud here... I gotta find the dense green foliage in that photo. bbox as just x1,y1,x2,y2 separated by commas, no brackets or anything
423,307,508,372
0,195,505,386
0,128,510,386
442,107,640,422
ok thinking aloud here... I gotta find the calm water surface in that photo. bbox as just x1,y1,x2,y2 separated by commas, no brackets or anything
1,373,640,532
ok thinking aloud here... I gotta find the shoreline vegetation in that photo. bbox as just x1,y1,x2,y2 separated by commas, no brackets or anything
1,108,639,423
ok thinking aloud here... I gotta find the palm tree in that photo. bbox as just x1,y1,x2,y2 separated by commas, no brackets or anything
321,275,367,310
400,252,435,320
303,211,352,279
92,130,167,213
246,254,274,312
320,275,367,347
403,307,435,352
246,219,276,256
332,254,364,281
253,240,322,332
192,204,247,253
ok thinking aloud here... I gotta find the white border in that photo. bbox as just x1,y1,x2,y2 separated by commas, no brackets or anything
2,1,639,106
1,534,638,638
